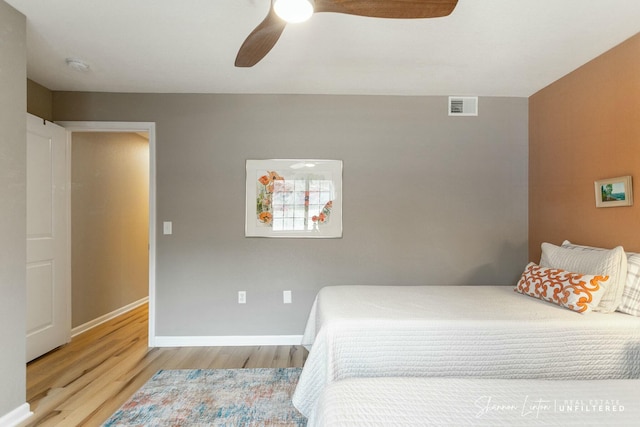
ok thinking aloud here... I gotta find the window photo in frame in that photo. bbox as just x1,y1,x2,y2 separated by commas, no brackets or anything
245,159,343,238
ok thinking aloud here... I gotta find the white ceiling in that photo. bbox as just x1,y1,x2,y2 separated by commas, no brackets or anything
6,0,640,97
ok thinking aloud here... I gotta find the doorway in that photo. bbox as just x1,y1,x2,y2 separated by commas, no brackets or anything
58,121,157,346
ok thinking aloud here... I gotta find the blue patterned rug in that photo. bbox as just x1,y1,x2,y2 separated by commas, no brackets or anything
103,368,306,426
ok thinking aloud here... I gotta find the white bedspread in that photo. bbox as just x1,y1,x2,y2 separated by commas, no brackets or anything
308,378,640,426
292,285,640,417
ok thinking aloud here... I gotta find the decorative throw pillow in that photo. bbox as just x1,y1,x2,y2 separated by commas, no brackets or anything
515,263,609,313
539,242,626,313
562,241,640,316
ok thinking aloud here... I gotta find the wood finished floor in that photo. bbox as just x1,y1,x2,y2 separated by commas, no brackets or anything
22,303,308,426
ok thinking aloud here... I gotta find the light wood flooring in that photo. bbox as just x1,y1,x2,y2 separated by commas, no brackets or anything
22,303,308,426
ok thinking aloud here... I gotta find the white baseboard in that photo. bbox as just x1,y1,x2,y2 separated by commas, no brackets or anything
0,403,32,427
154,335,303,347
71,297,149,338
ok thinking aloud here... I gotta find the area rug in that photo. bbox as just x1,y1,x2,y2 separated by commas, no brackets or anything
103,368,306,426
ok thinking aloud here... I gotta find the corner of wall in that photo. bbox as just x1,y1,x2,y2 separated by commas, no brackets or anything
0,0,28,420
27,79,54,122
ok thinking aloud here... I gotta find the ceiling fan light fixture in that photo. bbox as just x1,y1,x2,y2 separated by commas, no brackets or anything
274,0,314,23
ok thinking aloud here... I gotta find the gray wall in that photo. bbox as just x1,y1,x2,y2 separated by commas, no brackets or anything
72,132,149,327
0,0,27,417
53,93,528,336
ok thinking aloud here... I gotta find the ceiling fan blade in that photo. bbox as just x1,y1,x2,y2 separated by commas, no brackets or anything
315,0,458,19
235,5,287,67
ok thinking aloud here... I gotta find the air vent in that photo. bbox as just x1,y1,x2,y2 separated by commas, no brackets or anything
448,96,478,116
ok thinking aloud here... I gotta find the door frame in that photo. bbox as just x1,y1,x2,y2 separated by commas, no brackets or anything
57,121,157,347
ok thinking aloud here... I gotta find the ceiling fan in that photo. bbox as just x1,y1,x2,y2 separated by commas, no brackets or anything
235,0,459,67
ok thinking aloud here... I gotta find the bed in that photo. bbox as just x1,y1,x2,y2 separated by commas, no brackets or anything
292,285,640,417
307,377,640,426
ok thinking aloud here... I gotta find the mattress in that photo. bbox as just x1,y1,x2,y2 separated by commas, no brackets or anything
292,285,640,417
308,377,640,426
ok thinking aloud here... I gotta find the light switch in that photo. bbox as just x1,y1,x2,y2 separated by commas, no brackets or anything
283,290,292,304
163,221,172,235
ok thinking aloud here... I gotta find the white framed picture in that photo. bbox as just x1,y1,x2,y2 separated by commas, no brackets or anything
245,159,343,238
594,176,633,208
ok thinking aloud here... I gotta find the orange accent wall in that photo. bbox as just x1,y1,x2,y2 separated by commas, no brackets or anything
529,33,640,262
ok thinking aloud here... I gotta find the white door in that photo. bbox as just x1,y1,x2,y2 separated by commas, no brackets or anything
26,113,70,362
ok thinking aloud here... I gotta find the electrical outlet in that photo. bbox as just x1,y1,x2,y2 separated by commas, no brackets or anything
283,290,292,304
238,291,246,304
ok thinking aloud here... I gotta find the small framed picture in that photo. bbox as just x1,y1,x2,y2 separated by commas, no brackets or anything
594,176,633,208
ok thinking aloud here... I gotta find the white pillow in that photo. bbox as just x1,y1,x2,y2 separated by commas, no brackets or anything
618,254,640,316
562,240,640,316
539,242,627,313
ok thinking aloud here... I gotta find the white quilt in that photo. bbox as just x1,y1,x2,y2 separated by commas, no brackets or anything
292,285,640,417
308,378,640,426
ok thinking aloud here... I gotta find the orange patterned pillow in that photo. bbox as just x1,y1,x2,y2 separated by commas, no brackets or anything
515,263,609,313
